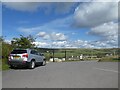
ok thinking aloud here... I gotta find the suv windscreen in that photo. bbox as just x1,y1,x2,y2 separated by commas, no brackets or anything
11,50,27,54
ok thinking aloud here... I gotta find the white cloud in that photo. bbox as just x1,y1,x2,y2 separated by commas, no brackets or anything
37,32,46,37
37,32,51,40
88,22,118,41
52,40,93,48
73,39,118,48
33,38,118,48
86,22,118,48
51,32,67,41
74,2,118,27
74,40,94,48
43,34,50,40
52,41,67,47
33,41,50,48
33,41,69,48
37,32,67,41
92,40,118,48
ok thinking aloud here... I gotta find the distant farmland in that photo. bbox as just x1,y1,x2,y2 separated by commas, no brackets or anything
37,48,119,62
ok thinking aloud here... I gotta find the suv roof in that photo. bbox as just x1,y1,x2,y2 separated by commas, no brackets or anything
11,49,38,53
13,48,30,50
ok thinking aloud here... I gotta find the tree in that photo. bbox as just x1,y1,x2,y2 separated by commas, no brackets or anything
0,36,13,59
11,35,36,49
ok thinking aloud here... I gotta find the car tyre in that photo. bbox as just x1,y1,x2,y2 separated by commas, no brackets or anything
29,60,35,69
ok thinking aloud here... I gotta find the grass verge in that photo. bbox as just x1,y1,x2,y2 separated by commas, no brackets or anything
98,56,120,62
1,59,10,70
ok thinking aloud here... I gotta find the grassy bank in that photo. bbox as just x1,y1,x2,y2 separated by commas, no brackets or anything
99,56,119,62
1,59,10,70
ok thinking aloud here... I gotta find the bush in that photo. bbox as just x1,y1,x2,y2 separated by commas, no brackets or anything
2,42,13,58
2,58,10,70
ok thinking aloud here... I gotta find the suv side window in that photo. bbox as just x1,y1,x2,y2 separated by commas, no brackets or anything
31,50,35,55
31,50,39,55
35,51,39,55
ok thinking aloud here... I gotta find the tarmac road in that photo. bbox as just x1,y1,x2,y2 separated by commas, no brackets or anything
2,61,118,88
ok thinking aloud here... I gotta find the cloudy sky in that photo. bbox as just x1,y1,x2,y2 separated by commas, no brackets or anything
2,1,118,48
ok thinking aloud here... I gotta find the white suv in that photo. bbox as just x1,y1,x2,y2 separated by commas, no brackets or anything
8,49,46,69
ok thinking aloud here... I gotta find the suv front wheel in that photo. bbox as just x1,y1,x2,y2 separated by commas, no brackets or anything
29,60,35,69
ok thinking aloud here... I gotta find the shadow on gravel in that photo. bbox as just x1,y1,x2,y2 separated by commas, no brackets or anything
9,65,45,70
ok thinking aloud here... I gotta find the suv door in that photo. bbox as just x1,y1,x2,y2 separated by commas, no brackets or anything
30,50,42,62
30,50,38,62
39,53,44,62
35,51,41,62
